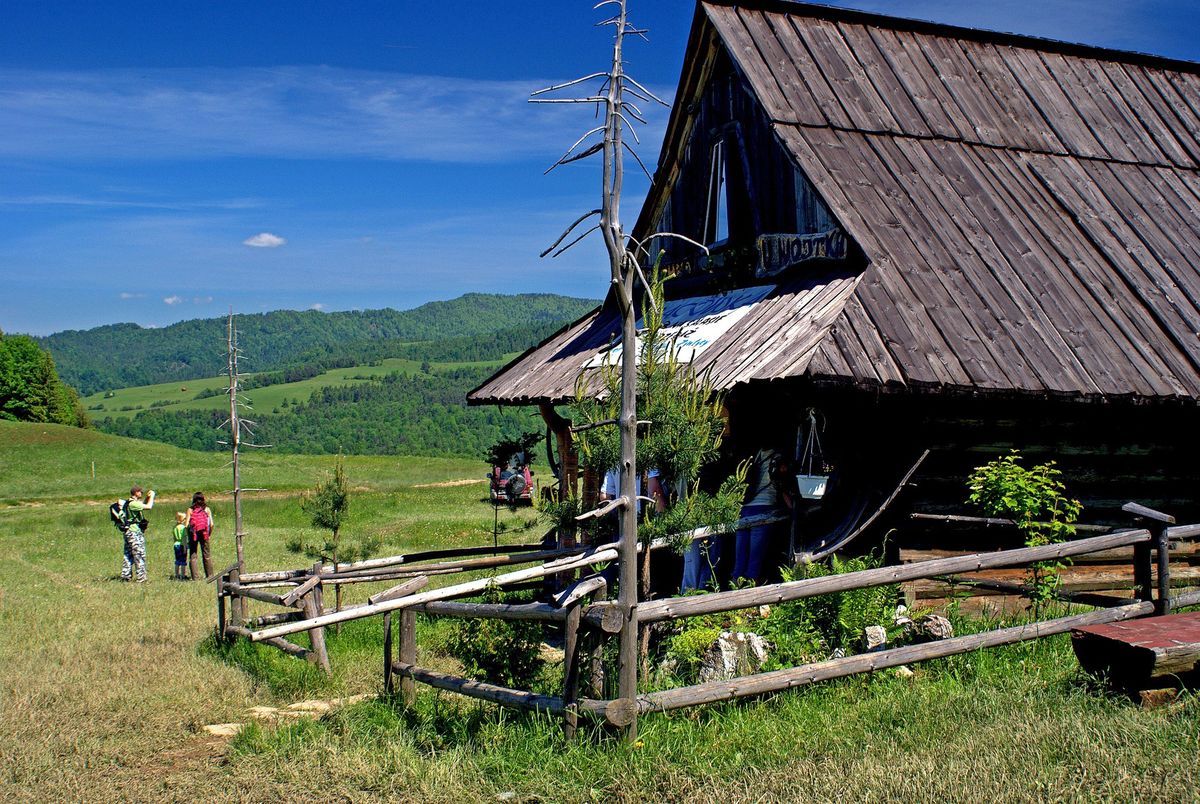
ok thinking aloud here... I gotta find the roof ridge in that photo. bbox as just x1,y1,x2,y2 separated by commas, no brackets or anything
701,0,1200,75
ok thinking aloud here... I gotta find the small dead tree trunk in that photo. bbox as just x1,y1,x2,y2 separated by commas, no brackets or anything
533,0,702,741
222,311,271,618
227,313,247,619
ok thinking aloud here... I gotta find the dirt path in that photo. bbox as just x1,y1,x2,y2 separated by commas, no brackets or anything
412,478,484,488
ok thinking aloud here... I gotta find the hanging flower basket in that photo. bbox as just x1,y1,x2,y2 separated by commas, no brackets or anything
795,473,829,500
796,408,830,499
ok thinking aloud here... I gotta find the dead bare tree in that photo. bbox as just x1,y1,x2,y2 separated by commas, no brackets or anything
531,0,706,741
217,311,270,618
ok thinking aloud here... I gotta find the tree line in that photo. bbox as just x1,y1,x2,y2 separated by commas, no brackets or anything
0,330,88,427
40,293,596,395
97,365,542,459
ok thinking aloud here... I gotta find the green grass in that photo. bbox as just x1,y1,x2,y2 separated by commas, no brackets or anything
0,420,1196,802
0,419,506,505
80,356,513,421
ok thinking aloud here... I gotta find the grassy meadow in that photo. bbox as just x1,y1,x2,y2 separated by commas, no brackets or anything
1,421,1197,802
79,356,509,421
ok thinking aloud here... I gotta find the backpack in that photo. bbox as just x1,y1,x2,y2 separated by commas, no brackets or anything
189,507,210,538
109,500,129,531
109,499,148,532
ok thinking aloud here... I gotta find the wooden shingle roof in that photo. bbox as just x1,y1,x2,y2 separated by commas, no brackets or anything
470,0,1200,406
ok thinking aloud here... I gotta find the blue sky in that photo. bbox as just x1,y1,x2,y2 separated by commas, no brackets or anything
3,1,1197,336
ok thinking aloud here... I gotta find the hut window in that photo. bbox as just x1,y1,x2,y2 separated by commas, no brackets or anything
704,139,729,246
794,165,836,234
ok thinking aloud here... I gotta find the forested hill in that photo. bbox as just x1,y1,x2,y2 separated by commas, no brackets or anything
40,293,596,395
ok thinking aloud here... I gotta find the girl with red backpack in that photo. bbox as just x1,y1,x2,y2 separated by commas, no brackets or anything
187,491,215,580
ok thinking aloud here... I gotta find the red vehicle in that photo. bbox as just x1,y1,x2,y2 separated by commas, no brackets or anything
489,459,534,504
485,433,541,505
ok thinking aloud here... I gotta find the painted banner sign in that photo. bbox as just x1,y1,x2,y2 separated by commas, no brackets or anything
585,284,776,368
756,228,847,278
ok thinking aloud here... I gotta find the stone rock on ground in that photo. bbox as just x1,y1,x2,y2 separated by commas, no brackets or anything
912,614,954,642
861,625,888,652
699,631,770,682
203,693,374,736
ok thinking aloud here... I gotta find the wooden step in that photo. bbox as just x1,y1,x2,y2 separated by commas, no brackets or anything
1072,611,1200,690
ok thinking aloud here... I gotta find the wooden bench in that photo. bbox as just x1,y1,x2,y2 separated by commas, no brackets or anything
1072,611,1200,692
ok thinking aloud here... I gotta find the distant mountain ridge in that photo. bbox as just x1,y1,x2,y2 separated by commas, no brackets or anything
40,293,597,395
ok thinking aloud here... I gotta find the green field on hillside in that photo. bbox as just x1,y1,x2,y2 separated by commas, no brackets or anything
81,356,510,422
1,421,1196,802
0,420,507,505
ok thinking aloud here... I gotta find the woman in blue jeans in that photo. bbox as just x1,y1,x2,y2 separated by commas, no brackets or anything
732,447,792,584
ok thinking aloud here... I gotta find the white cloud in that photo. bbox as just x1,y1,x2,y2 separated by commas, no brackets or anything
0,66,671,164
0,193,263,210
193,295,214,304
243,232,286,248
119,292,145,299
310,303,326,311
163,295,183,305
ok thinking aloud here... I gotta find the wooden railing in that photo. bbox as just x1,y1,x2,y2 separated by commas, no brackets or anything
215,504,1199,733
387,507,1199,731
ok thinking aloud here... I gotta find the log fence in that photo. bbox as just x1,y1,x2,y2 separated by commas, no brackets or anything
383,504,1199,734
213,504,1200,736
214,538,559,674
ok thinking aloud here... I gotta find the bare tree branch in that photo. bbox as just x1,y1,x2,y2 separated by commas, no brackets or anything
540,209,602,257
530,72,609,96
550,141,604,171
638,231,712,254
549,224,601,258
623,141,653,180
547,125,606,171
576,496,628,521
624,76,668,106
529,96,607,104
616,113,642,142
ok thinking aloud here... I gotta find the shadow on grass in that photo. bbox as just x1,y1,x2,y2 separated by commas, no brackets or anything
228,690,586,759
198,632,331,699
197,615,391,699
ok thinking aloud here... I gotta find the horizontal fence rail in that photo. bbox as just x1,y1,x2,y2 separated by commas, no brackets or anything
588,529,1153,630
218,502,1199,729
630,600,1157,716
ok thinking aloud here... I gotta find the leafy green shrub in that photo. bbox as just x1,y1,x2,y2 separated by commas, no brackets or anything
665,626,723,677
757,550,900,669
967,450,1082,613
444,584,545,689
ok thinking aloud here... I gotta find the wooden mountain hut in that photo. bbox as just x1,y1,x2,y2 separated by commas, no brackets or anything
470,0,1200,594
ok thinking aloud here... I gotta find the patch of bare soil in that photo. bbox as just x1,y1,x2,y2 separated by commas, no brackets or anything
413,478,484,488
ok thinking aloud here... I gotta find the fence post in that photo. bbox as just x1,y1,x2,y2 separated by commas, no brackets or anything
383,611,394,695
228,568,243,627
399,609,417,705
562,603,582,740
311,561,326,616
216,574,228,642
1154,522,1172,616
302,592,332,673
1121,503,1175,614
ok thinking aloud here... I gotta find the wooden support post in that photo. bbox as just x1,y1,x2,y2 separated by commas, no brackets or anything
311,561,326,616
216,574,228,642
383,612,393,695
589,582,608,699
399,609,416,705
1133,540,1154,603
228,568,243,627
303,592,331,674
563,603,582,741
1154,523,1172,616
1123,503,1174,612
